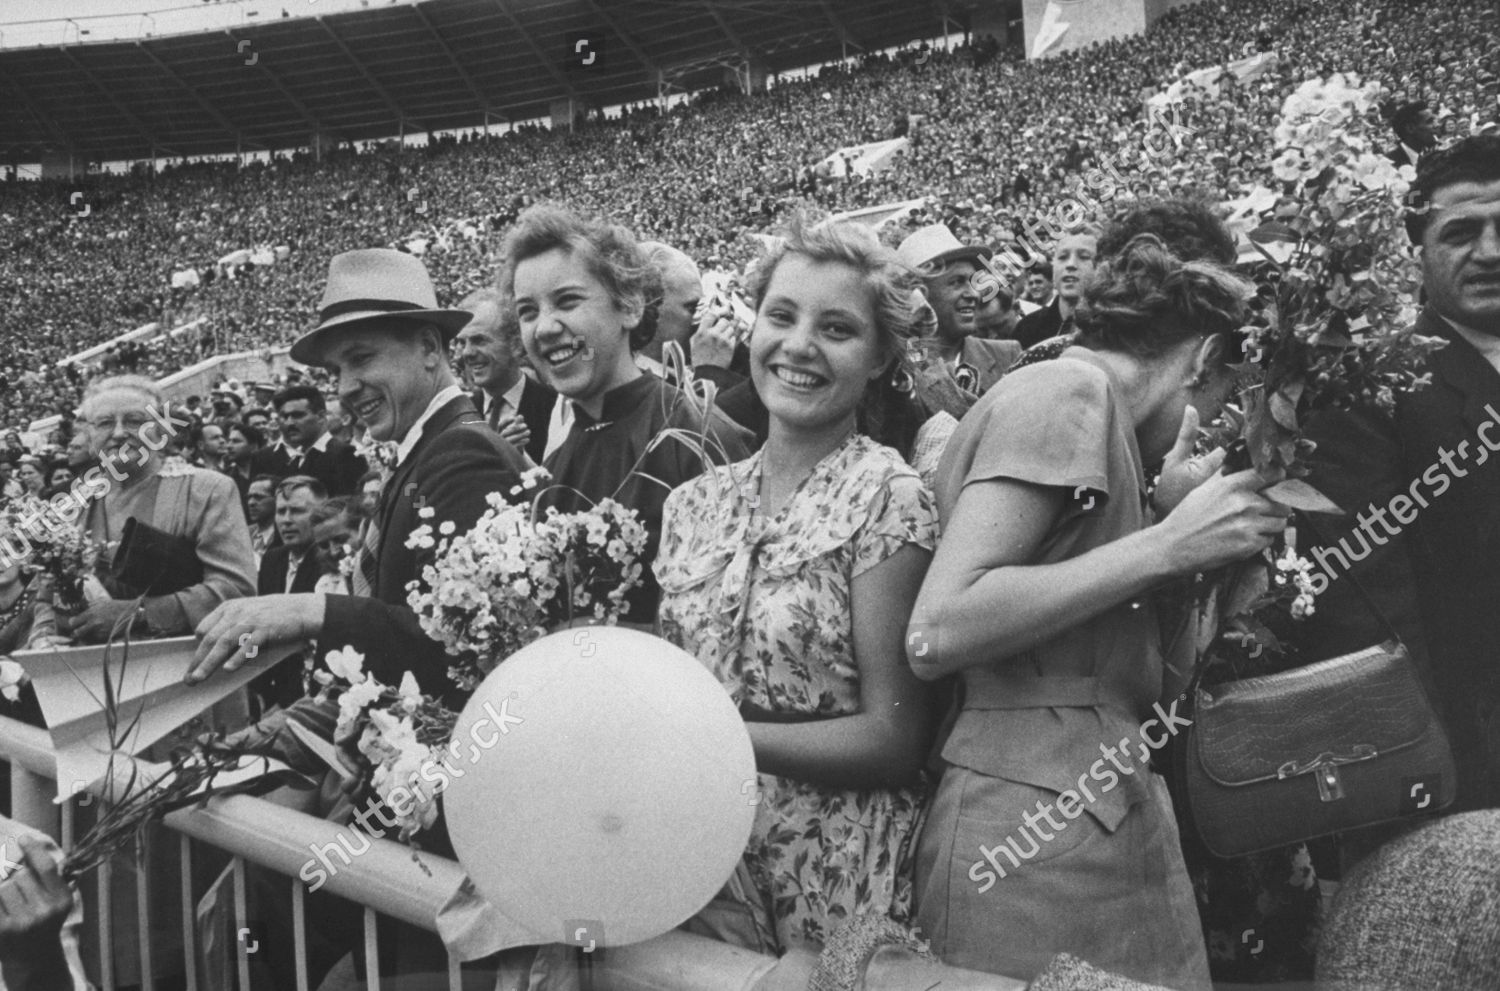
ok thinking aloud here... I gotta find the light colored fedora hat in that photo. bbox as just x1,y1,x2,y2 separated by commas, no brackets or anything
896,223,993,274
290,248,474,365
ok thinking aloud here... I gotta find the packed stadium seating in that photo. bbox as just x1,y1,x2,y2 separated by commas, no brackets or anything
0,0,1494,432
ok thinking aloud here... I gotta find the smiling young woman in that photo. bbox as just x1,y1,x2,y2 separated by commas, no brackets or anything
496,204,752,625
654,214,938,953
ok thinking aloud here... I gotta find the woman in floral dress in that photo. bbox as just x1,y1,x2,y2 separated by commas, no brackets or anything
656,214,938,953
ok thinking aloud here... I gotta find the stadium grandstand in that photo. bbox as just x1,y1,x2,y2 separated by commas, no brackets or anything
0,0,1492,435
0,0,1497,987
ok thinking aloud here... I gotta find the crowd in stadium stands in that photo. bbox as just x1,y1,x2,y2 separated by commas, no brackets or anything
1,0,1499,986
0,0,1493,439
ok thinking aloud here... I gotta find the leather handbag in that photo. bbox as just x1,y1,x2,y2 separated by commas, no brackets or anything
110,516,204,597
1178,533,1455,858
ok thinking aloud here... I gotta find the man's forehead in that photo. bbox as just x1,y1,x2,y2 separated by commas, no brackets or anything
928,258,978,278
662,267,702,299
1429,179,1500,219
458,301,506,336
321,324,411,363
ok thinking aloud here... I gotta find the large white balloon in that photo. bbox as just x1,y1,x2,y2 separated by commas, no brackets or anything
443,627,756,948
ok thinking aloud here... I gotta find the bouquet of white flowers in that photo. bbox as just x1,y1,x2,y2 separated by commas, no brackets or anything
404,470,648,692
1196,72,1444,673
313,646,456,844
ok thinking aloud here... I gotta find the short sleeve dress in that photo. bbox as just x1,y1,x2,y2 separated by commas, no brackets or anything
656,432,939,952
913,348,1210,989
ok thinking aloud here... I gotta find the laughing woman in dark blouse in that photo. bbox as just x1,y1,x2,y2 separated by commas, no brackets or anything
908,235,1286,988
497,205,752,624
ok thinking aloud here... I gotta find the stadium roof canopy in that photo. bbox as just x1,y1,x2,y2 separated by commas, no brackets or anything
0,0,984,165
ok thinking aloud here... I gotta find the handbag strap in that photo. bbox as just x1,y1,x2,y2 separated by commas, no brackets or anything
1184,513,1404,697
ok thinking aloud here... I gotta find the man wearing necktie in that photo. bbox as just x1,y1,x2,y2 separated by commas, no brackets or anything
184,254,534,991
187,248,528,701
455,286,554,465
251,385,368,496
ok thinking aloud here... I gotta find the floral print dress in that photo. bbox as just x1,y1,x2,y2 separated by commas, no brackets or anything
656,433,939,952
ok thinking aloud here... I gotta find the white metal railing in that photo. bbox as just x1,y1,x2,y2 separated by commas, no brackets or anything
0,712,1021,991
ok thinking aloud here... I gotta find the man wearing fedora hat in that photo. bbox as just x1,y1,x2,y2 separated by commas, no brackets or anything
181,248,534,988
186,248,528,700
896,224,1021,398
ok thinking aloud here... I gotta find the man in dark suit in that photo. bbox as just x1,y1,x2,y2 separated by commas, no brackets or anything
1386,100,1438,170
455,286,554,465
187,248,531,988
1013,228,1099,349
252,385,367,496
189,248,528,697
1390,135,1500,814
1302,134,1500,819
257,475,326,596
252,475,327,709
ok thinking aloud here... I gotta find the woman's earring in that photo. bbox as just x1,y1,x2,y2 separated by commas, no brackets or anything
891,366,915,395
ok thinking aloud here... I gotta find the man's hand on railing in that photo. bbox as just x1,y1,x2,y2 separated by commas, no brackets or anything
186,594,328,685
0,835,74,991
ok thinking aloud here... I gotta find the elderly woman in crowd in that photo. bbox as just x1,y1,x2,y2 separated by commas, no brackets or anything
655,214,937,952
42,375,255,642
17,375,256,989
908,235,1284,988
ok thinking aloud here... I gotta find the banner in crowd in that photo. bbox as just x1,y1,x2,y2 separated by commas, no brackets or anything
157,345,294,401
830,197,931,230
1149,51,1280,107
817,138,910,178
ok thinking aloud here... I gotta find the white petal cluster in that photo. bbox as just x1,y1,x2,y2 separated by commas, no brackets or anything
402,496,650,690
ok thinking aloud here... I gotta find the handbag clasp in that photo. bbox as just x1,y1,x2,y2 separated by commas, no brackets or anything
1316,765,1344,802
1276,745,1378,802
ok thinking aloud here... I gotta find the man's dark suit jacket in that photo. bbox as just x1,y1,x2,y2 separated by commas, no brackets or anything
321,394,528,705
257,543,322,596
252,543,322,707
1014,298,1065,350
1300,307,1500,814
472,375,555,464
252,436,367,496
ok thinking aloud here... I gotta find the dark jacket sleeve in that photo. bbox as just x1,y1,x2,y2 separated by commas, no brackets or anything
319,425,525,703
692,365,745,393
256,546,281,597
1296,405,1432,681
713,379,768,449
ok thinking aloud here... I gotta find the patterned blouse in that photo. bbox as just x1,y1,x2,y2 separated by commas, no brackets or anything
656,432,939,951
